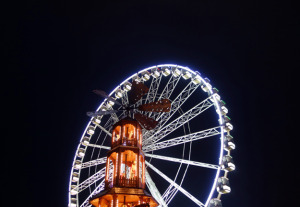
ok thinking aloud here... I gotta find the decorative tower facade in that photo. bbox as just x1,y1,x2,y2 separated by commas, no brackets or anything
89,117,158,207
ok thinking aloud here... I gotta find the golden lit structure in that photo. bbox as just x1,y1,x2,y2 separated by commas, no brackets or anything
90,117,158,207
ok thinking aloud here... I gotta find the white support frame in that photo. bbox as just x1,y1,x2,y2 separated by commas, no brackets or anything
145,153,219,170
148,72,181,119
73,167,106,193
87,144,110,150
121,90,129,106
143,81,201,140
143,98,214,146
144,73,162,105
158,70,181,100
94,123,112,137
145,170,168,207
143,127,221,152
81,157,107,169
80,179,105,207
146,161,205,207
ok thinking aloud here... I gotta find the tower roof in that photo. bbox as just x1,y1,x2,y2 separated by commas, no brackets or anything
112,116,141,128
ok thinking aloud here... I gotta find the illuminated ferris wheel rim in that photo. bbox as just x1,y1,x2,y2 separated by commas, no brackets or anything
68,64,235,207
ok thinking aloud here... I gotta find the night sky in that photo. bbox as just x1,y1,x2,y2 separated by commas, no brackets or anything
6,1,296,207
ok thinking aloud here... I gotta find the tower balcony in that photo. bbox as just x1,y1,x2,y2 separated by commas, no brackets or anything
112,137,139,149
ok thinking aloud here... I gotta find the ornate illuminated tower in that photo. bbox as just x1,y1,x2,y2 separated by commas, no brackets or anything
89,117,159,207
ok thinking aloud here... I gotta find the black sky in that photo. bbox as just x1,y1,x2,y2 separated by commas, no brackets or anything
6,0,296,207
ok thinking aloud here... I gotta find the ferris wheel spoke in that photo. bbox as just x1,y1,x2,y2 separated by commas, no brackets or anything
145,74,162,104
75,167,106,193
98,114,117,133
157,80,200,121
134,79,145,107
121,91,129,106
145,169,168,207
81,157,107,169
144,81,200,140
94,123,112,137
145,153,219,170
158,71,181,100
145,161,205,207
90,114,115,139
143,97,214,146
143,126,221,152
145,82,204,142
80,178,105,207
162,185,179,205
105,105,119,123
87,143,110,150
148,74,180,119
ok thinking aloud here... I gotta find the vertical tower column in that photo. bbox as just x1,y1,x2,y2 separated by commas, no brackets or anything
113,194,117,207
137,152,140,188
117,150,121,185
105,157,110,187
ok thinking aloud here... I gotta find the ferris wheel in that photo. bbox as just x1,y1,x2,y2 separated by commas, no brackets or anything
68,64,235,207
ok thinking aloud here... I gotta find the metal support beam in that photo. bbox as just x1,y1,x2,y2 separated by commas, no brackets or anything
74,167,106,193
81,157,107,169
143,127,221,152
87,144,111,150
145,170,168,207
144,97,213,146
144,81,200,140
95,123,112,137
80,179,105,207
145,153,219,170
145,74,162,104
145,161,205,207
